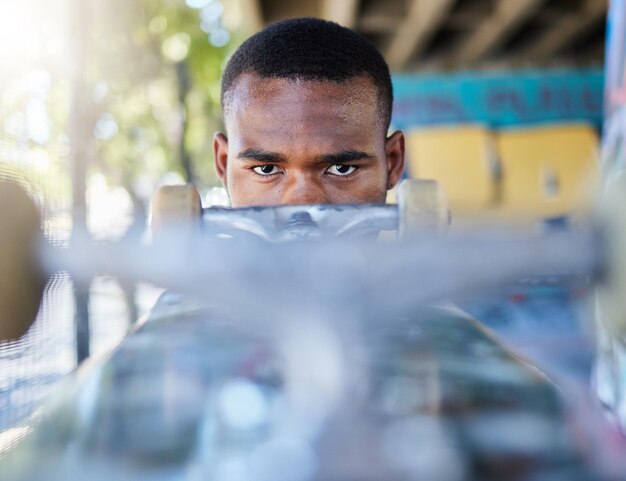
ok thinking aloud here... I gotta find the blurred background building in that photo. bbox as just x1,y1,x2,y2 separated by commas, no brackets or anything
0,0,607,452
257,0,606,70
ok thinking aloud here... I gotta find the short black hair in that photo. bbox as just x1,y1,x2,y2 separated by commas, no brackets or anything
221,17,393,130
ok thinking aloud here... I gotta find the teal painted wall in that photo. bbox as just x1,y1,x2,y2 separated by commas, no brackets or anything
391,69,604,130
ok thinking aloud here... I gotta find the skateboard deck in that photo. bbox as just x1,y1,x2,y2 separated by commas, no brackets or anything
1,292,596,481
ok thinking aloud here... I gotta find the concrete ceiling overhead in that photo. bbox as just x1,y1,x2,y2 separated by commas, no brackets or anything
242,0,608,72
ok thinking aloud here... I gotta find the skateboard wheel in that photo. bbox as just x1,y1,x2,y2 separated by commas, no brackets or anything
396,179,450,237
0,181,46,340
151,184,202,238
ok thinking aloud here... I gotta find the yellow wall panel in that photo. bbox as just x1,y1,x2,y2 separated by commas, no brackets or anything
496,124,598,220
406,126,497,215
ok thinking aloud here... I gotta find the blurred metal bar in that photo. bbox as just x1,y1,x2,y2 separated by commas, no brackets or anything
322,0,360,28
522,0,608,61
385,0,455,71
69,0,92,363
455,0,546,65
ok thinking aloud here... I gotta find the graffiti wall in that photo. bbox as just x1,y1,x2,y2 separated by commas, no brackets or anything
391,69,604,130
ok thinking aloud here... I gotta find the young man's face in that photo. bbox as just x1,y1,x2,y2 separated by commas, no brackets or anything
214,73,405,207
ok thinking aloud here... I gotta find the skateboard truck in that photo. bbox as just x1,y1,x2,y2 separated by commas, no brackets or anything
0,179,450,339
151,179,450,242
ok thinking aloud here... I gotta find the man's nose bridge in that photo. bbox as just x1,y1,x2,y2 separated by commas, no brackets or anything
282,171,328,204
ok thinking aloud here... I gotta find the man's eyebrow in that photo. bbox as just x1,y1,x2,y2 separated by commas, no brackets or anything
319,150,374,163
237,148,286,163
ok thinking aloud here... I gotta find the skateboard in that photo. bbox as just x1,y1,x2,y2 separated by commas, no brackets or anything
0,179,623,480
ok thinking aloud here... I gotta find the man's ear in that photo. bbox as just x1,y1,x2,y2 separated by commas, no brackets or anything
213,132,229,186
385,130,405,189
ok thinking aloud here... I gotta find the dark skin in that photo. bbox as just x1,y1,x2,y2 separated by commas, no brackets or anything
214,73,405,207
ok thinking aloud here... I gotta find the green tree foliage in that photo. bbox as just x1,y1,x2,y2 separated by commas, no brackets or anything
90,0,248,204
0,0,249,234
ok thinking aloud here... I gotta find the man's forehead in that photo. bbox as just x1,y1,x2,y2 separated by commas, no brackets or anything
224,72,381,126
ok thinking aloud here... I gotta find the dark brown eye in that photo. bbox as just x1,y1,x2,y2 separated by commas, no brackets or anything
253,165,279,175
328,164,356,176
